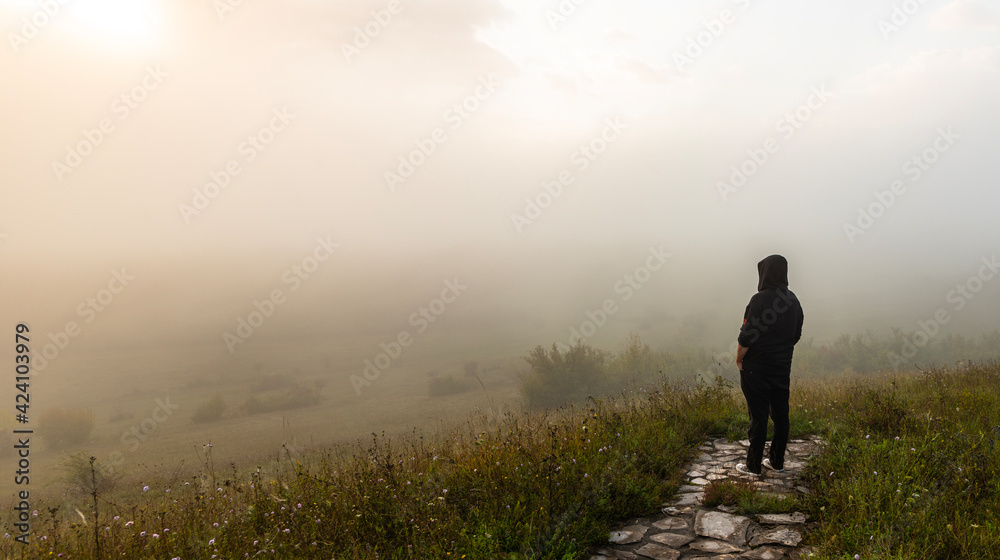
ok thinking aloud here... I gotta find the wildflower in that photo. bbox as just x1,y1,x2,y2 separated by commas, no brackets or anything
143,486,150,492
209,539,215,545
141,531,147,537
125,521,134,527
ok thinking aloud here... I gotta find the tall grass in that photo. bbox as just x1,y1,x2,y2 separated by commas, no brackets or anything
6,356,1000,559
800,361,1000,559
2,379,747,559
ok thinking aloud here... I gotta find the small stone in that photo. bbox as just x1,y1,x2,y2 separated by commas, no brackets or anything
717,505,737,513
757,512,807,525
689,539,744,554
749,528,802,547
691,478,710,486
660,506,691,516
635,543,681,560
652,517,688,531
677,485,702,493
795,486,811,495
706,473,727,481
650,532,695,548
610,524,648,545
688,470,706,478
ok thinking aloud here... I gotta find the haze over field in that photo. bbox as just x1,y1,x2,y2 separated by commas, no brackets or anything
1,0,999,491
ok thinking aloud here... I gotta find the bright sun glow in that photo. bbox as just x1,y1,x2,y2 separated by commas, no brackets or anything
2,0,165,50
65,0,163,49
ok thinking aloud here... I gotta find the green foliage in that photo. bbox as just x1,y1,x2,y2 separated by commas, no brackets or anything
520,343,608,409
40,407,95,449
428,374,474,397
702,478,800,515
801,362,1000,559
191,394,227,423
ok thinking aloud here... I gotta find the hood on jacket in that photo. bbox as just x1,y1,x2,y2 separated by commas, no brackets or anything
757,254,789,292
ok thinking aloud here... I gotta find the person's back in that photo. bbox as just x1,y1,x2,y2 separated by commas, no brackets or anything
738,256,803,372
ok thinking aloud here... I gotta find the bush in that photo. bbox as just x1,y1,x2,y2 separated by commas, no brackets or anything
241,383,322,415
40,407,95,449
521,343,608,410
428,375,474,397
192,394,227,423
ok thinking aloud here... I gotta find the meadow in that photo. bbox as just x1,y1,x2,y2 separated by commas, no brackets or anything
2,330,999,558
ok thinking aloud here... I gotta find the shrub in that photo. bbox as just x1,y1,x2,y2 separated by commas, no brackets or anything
428,375,474,397
241,383,322,415
521,343,608,410
40,407,95,449
192,394,227,423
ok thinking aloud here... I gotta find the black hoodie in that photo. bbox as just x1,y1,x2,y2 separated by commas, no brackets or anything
738,255,804,372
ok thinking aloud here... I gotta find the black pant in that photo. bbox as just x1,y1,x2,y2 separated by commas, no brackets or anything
739,367,790,474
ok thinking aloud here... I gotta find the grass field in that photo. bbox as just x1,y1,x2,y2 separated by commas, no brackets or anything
3,333,1000,558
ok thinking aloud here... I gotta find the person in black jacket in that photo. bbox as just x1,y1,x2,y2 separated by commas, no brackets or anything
735,255,804,476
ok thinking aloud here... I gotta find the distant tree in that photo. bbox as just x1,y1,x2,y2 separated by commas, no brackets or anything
463,361,479,377
192,394,227,423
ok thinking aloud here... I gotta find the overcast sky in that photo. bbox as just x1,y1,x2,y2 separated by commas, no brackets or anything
2,0,999,352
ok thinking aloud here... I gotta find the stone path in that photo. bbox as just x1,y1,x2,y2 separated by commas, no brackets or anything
589,436,825,560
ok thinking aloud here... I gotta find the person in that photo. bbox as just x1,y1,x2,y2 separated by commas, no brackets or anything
734,254,804,477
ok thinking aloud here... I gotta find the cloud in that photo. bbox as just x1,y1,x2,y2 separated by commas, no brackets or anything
929,0,1000,32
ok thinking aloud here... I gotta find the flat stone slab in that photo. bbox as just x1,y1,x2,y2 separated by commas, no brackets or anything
741,546,789,559
689,538,744,554
749,528,802,547
695,510,752,543
757,512,807,525
610,524,648,544
652,517,688,531
650,532,695,548
635,543,680,560
672,492,703,506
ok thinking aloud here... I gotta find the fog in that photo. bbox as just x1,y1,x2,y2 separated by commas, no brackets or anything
1,0,999,488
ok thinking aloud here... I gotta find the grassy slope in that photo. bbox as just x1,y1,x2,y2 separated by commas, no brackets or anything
4,362,1000,559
